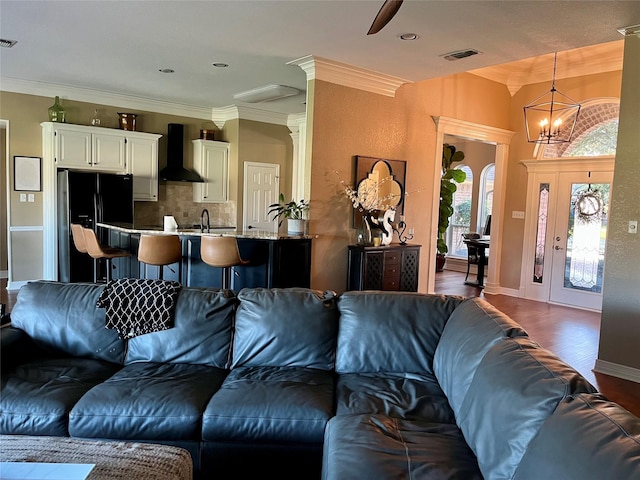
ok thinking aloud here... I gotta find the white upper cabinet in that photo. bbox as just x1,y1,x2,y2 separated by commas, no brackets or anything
126,133,161,202
42,122,161,201
192,139,229,203
91,130,126,172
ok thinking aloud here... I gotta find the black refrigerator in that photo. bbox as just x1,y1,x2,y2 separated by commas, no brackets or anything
57,169,134,283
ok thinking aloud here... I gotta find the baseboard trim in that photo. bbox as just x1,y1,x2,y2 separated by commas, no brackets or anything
0,270,7,279
594,359,640,384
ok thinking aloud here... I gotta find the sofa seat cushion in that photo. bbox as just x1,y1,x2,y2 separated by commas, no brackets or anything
336,373,455,424
69,362,227,440
232,289,339,370
433,297,529,416
202,366,334,444
322,414,482,480
457,338,597,480
336,292,464,375
513,394,640,479
125,288,237,367
0,357,121,436
10,281,125,363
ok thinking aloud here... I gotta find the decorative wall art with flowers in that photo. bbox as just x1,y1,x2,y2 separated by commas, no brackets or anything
335,156,415,246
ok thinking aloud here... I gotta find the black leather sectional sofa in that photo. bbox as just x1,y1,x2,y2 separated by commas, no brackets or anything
2,280,639,479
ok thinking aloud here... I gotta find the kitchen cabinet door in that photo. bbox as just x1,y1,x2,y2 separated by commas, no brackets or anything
92,131,126,172
54,127,92,169
193,139,229,203
127,135,160,201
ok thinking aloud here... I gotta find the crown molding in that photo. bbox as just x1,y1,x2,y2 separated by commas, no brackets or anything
210,105,291,129
287,113,306,133
288,55,409,97
0,77,213,119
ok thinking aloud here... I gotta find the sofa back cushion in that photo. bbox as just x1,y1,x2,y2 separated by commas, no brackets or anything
513,393,640,479
433,297,528,414
10,281,125,364
126,288,237,367
231,288,339,370
336,292,464,374
457,337,597,480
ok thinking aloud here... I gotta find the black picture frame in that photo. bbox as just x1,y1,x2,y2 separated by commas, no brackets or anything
353,155,407,228
14,156,42,192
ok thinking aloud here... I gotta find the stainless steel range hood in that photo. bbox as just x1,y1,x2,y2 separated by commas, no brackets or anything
159,123,204,183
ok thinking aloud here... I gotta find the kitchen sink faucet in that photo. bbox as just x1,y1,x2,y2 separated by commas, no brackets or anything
200,209,210,233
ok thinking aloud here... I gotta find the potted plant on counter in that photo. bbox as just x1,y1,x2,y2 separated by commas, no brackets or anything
268,193,310,235
437,143,466,271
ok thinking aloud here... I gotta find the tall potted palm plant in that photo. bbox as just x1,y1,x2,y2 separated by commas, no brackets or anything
437,143,466,271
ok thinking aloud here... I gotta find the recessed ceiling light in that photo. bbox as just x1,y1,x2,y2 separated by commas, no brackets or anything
0,38,18,48
399,33,419,41
212,63,229,68
158,68,175,73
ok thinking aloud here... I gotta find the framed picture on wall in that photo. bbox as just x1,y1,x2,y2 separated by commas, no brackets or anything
14,156,42,192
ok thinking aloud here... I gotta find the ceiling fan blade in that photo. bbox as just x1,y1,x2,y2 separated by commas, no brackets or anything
367,0,404,35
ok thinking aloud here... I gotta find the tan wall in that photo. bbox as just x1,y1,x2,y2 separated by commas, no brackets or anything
236,119,293,230
308,73,511,293
599,34,640,370
500,70,623,290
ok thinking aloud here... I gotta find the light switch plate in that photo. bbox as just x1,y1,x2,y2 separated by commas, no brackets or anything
28,194,35,202
512,211,525,219
629,220,638,234
20,193,27,202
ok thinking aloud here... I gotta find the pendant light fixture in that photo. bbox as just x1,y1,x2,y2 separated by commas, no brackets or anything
523,52,581,144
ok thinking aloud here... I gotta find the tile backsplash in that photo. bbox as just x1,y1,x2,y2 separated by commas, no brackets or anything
135,183,236,228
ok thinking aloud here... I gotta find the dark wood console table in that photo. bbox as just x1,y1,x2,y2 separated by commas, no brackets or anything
347,244,421,292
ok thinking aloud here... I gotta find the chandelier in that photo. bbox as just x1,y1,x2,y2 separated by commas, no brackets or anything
523,52,581,144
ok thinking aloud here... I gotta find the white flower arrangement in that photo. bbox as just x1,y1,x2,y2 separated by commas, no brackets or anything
335,171,401,213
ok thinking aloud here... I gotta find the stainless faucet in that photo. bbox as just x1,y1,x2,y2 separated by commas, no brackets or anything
200,209,210,233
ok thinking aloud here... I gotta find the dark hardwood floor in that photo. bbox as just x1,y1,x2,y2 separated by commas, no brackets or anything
435,269,640,417
2,275,639,416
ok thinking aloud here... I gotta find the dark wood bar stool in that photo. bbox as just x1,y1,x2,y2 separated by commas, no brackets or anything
200,236,249,289
82,227,131,283
138,234,182,281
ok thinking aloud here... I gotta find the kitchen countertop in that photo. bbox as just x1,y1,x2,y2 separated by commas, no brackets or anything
97,222,317,240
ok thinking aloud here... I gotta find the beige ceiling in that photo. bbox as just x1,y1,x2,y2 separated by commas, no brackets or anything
470,41,625,95
1,1,638,115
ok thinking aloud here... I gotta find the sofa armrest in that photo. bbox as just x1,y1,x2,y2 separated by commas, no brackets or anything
1,324,40,372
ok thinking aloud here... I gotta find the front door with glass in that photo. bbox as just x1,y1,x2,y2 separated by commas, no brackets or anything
549,171,612,310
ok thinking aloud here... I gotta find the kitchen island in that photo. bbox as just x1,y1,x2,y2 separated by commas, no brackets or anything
97,222,314,289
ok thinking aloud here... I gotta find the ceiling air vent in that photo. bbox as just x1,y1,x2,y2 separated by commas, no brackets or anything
441,49,481,61
0,39,18,48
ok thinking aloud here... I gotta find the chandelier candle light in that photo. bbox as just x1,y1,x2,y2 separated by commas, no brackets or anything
523,52,581,144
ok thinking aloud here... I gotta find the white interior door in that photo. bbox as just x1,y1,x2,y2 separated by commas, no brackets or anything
549,171,612,310
243,162,279,233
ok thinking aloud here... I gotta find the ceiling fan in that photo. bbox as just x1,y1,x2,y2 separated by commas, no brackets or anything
367,0,404,35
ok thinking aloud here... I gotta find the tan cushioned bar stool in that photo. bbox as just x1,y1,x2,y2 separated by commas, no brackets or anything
138,234,182,281
82,227,131,283
200,235,249,289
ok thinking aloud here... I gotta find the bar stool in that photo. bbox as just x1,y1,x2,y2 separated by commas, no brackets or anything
138,234,182,281
70,223,89,255
82,227,131,283
200,236,249,289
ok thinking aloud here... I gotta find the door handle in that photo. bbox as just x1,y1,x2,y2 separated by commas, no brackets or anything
554,246,564,251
